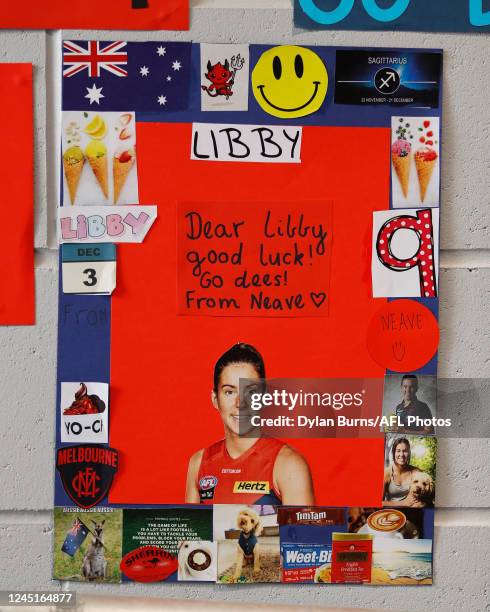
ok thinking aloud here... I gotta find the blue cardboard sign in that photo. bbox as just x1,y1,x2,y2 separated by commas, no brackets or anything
295,0,490,33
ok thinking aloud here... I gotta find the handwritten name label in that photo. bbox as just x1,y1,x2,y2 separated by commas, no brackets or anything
58,205,157,244
367,299,439,372
191,123,302,163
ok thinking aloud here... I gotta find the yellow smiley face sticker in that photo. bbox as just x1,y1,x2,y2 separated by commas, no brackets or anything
252,45,328,119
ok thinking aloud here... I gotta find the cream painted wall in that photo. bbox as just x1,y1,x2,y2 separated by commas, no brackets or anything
0,3,489,610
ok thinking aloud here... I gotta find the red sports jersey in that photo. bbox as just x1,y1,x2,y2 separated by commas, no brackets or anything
197,438,285,504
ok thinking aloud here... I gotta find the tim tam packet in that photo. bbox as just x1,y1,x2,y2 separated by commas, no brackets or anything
279,507,346,583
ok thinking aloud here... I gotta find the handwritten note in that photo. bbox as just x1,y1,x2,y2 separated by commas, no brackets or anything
177,201,332,317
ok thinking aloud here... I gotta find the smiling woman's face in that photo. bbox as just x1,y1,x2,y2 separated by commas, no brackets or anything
212,362,260,435
252,45,328,119
394,442,410,466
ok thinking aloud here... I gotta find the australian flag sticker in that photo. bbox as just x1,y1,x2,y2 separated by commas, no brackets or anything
62,40,192,113
61,517,90,557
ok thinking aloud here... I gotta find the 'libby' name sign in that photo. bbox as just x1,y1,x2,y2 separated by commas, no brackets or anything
191,123,302,163
58,205,157,244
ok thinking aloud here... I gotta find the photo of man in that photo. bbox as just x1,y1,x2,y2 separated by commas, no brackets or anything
185,343,315,505
383,374,436,435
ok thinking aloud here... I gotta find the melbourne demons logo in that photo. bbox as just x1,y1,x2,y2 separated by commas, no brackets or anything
56,445,119,509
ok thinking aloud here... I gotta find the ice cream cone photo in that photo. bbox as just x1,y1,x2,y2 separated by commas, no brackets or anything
391,139,412,198
113,147,136,203
63,146,85,204
85,140,109,199
391,116,440,207
61,111,139,205
415,147,438,202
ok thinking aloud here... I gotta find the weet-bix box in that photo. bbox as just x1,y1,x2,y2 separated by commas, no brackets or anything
281,542,332,583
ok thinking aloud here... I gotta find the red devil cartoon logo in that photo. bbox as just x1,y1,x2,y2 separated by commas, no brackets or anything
201,55,245,100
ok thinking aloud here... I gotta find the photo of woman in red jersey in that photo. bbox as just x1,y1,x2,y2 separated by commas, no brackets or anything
185,343,315,505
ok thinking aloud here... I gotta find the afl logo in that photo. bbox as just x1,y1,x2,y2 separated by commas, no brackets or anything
199,475,218,501
199,475,218,490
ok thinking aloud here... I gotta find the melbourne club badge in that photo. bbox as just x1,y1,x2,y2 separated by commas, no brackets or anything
56,445,119,509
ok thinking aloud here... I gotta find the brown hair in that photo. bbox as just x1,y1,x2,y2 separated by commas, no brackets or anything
213,343,265,391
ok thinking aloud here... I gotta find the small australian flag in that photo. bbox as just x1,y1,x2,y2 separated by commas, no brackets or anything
62,40,191,113
61,517,90,557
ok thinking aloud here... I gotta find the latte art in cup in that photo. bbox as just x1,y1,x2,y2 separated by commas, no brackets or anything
367,509,406,532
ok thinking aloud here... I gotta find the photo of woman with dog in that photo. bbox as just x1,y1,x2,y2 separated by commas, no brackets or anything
383,435,436,508
185,343,315,506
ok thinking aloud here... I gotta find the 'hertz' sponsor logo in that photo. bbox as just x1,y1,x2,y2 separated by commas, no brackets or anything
233,481,269,493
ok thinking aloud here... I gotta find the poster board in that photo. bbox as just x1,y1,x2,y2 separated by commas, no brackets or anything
54,40,441,586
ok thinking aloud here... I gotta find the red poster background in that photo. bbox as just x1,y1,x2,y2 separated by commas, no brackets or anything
110,123,389,506
0,1,188,30
0,64,34,325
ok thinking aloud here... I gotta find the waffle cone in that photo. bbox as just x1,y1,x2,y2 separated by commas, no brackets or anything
415,156,436,202
391,153,411,198
87,154,109,199
63,157,85,204
113,157,135,203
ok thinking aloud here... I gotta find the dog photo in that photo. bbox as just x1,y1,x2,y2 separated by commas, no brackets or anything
53,508,122,582
383,434,437,508
214,504,280,583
